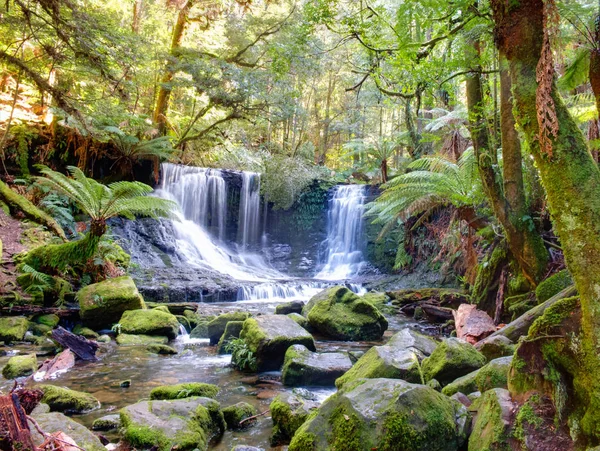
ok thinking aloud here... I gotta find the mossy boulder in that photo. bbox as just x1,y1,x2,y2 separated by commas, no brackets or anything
92,414,121,431
222,402,257,430
441,369,480,397
289,378,467,451
120,397,225,451
0,316,29,343
33,314,60,328
78,276,145,329
216,321,244,354
275,301,304,315
422,337,486,386
153,305,170,313
72,324,99,339
386,328,439,356
282,344,353,387
150,382,219,400
287,312,311,331
475,356,512,393
535,269,573,303
476,335,515,361
40,385,100,413
270,392,319,446
335,346,422,389
237,315,316,371
119,308,180,339
305,286,388,341
468,388,516,451
29,323,52,337
208,312,251,345
190,321,210,339
116,333,168,346
147,344,178,355
31,411,105,451
2,353,37,379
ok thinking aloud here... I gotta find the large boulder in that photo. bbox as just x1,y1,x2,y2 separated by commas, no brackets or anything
208,312,250,345
386,328,438,356
468,388,516,451
40,385,100,413
282,345,353,386
119,309,180,339
78,276,145,329
237,315,315,371
476,335,515,361
421,338,486,386
289,378,467,451
475,356,512,393
31,411,105,451
270,392,319,446
441,369,480,397
0,316,29,343
216,321,244,354
150,383,219,400
120,397,225,451
2,353,37,379
304,286,388,341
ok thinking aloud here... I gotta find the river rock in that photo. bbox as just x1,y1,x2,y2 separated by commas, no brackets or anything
147,343,178,355
476,335,515,361
289,378,467,451
475,356,512,393
275,301,304,315
208,312,251,345
2,353,37,379
387,328,439,356
31,411,105,451
119,308,180,339
237,315,316,371
217,320,244,354
92,414,121,430
40,385,100,413
150,382,219,400
468,388,516,451
78,276,145,329
304,286,388,341
270,392,319,446
120,397,225,451
281,344,352,386
73,324,99,339
222,402,257,429
116,333,168,346
453,304,497,344
287,312,311,331
0,316,29,342
441,369,480,397
33,314,60,328
422,337,486,386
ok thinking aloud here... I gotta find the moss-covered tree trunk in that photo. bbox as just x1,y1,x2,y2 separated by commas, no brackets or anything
465,41,548,287
492,0,600,443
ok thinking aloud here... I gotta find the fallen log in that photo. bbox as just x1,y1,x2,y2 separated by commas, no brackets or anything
33,350,76,381
0,392,36,451
421,303,454,323
0,306,79,319
475,285,577,349
51,327,98,362
453,304,496,345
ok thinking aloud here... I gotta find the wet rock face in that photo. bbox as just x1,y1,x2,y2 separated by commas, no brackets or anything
270,392,319,446
281,345,353,387
289,378,467,451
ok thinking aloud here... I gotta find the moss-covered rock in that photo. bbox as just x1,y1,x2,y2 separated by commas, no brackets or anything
468,388,516,451
282,344,352,387
31,412,105,451
72,324,99,339
33,314,60,328
504,293,537,321
92,414,121,431
237,315,316,372
475,356,512,393
208,312,251,345
289,378,466,451
29,323,52,337
150,383,219,400
147,344,178,355
222,402,257,430
270,392,319,446
116,333,168,346
78,276,145,330
535,269,573,303
275,301,304,315
387,288,470,308
477,335,515,361
40,385,100,413
153,305,170,313
2,353,37,379
120,397,225,451
0,316,29,343
216,321,244,354
441,369,480,397
119,308,180,339
335,346,422,389
190,320,210,339
421,337,486,386
305,286,388,341
386,328,439,356
287,312,311,331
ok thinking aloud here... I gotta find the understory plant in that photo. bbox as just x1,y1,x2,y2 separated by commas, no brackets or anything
225,338,257,372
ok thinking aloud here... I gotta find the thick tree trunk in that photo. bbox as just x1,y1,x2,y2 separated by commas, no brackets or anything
465,41,547,287
492,0,600,442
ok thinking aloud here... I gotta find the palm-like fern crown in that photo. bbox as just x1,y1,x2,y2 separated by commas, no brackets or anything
35,166,178,222
367,149,485,224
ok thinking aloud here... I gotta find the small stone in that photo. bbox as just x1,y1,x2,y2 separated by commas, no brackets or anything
120,380,131,388
92,414,121,431
275,301,304,315
40,385,100,413
2,353,37,379
222,402,257,430
147,344,178,355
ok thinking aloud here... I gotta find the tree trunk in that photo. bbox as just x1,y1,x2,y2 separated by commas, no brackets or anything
465,40,547,287
380,158,388,183
492,0,600,442
590,11,600,119
132,0,144,34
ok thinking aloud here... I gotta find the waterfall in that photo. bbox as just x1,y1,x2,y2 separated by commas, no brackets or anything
317,185,367,280
238,172,261,249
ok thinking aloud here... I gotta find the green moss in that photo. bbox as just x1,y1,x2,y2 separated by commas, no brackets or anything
222,402,257,429
190,320,210,338
513,395,543,443
528,295,579,337
287,312,310,330
119,308,180,340
421,338,486,385
504,293,536,321
23,232,100,273
149,382,219,400
288,429,317,451
147,344,178,355
29,323,52,337
468,389,512,451
153,305,170,313
41,385,99,413
472,243,509,313
2,353,37,379
207,312,250,345
0,316,29,343
441,369,480,396
475,358,511,393
270,394,315,446
329,406,366,451
535,270,573,303
216,320,244,354
123,423,170,451
34,314,60,328
116,333,168,346
73,324,99,339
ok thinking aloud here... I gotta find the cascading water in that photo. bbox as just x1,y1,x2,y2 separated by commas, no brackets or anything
317,184,368,280
238,172,261,249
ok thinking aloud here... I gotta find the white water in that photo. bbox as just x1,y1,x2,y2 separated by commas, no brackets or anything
238,171,261,249
317,185,368,280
